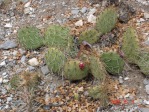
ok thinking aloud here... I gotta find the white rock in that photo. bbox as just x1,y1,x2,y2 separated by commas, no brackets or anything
4,19,10,22
81,7,87,13
24,7,34,15
28,58,39,66
124,93,130,98
1,88,7,94
145,85,149,94
88,8,96,15
2,79,9,83
139,18,145,22
2,72,7,76
12,50,18,56
102,1,107,7
4,23,12,28
7,97,12,102
124,77,129,80
87,14,96,24
5,105,9,109
0,61,6,66
0,77,3,84
144,100,149,105
144,12,149,19
78,87,84,92
24,1,31,8
119,76,123,84
75,20,83,26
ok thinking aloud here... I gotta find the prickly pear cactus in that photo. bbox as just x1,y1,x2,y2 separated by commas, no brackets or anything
101,52,124,75
96,7,117,35
89,55,106,81
18,26,43,50
122,27,139,63
44,25,72,50
137,52,149,76
78,29,99,44
45,47,66,74
64,59,89,81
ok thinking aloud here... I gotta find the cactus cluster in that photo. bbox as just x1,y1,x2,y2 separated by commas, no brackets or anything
96,7,117,35
64,59,89,81
122,27,139,64
78,29,99,44
18,26,43,50
101,52,124,75
44,25,72,50
45,47,66,74
89,55,106,81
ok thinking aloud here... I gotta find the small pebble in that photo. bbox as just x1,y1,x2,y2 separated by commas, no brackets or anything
71,9,79,15
4,23,12,28
7,97,12,102
87,14,96,23
0,61,6,66
75,20,83,26
3,79,9,83
28,58,39,66
81,7,87,13
144,12,149,19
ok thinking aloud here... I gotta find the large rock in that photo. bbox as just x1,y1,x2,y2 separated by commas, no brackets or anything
0,40,17,49
145,85,149,94
41,66,50,75
144,12,149,19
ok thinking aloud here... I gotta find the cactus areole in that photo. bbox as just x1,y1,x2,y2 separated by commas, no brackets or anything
79,62,85,70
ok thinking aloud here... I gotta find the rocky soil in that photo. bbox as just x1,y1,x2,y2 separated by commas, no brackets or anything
0,0,149,111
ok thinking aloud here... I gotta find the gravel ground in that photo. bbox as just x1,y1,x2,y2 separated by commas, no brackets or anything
0,0,149,111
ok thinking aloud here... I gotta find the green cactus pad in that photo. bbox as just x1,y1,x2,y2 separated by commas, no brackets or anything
89,56,106,81
101,52,124,75
78,29,99,44
96,7,117,35
44,25,72,50
122,27,139,63
18,26,43,50
64,59,89,81
45,47,66,74
137,52,149,76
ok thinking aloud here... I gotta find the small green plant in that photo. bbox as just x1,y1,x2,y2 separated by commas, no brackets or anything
45,47,66,74
137,52,149,76
18,26,43,50
20,72,40,90
74,93,80,100
78,29,99,44
88,85,109,106
96,7,117,35
64,59,89,81
101,52,124,75
89,55,106,81
44,25,72,50
10,75,20,89
122,27,139,63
